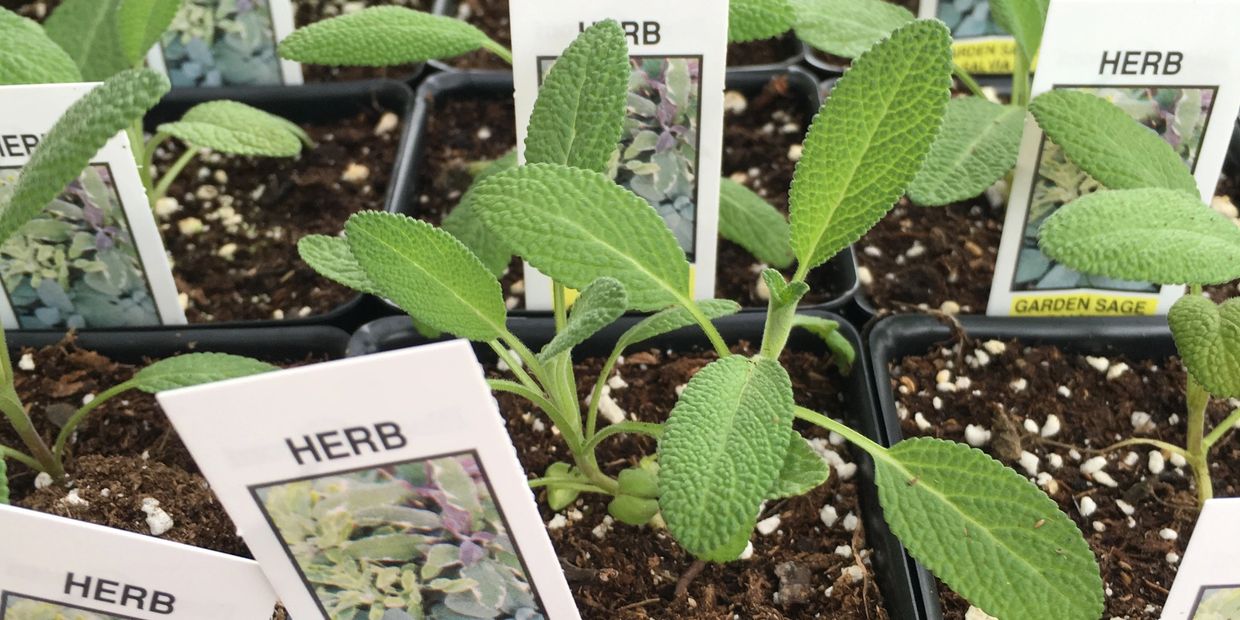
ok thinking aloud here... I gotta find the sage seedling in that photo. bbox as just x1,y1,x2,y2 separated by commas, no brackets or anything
301,20,1103,620
0,69,277,487
1035,89,1240,507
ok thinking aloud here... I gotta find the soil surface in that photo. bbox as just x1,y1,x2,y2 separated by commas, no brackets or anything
295,0,429,82
493,343,890,619
154,106,402,323
439,0,802,71
888,336,1240,618
413,76,847,309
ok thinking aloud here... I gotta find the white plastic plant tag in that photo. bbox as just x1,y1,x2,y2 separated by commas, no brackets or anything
0,504,277,619
158,341,579,620
0,83,186,330
146,0,303,88
987,0,1240,317
510,0,728,309
918,0,1018,75
1162,498,1240,618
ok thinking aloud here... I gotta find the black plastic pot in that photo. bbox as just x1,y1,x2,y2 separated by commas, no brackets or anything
7,324,352,363
400,68,858,315
866,313,1173,619
1226,115,1240,177
349,310,929,619
144,80,418,332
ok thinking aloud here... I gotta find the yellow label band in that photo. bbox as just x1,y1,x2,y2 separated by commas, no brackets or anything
1010,293,1160,317
952,39,1019,75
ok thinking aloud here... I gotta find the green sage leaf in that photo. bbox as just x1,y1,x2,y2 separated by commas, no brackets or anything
442,199,512,278
761,269,808,307
539,278,627,362
298,234,379,295
473,163,690,311
1168,295,1240,399
608,495,660,526
0,69,169,246
116,0,182,64
43,0,128,81
279,7,490,66
789,19,952,271
719,179,794,268
875,438,1103,620
660,356,795,562
130,353,277,392
988,0,1049,63
909,98,1025,206
1029,90,1198,195
791,314,854,374
729,0,795,43
767,434,830,499
0,8,81,84
525,20,629,173
158,101,305,157
790,0,914,59
1039,188,1240,286
346,211,507,341
614,299,742,353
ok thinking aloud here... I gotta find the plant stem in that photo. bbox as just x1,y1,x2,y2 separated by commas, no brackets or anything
150,147,199,204
759,293,798,360
553,283,568,331
794,406,886,460
1204,407,1240,452
488,341,541,395
53,381,136,460
1186,374,1213,505
581,421,663,454
526,476,607,494
141,131,170,196
481,38,514,65
1011,48,1032,108
128,122,154,195
1100,437,1189,460
585,345,623,440
684,300,730,358
0,444,42,470
0,393,59,480
953,63,987,99
487,379,559,419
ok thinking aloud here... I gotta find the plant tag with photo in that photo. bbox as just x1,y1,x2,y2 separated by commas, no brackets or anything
1162,498,1240,618
159,341,580,620
0,504,277,619
987,0,1240,317
0,83,185,330
918,0,1019,75
510,0,728,309
146,0,302,88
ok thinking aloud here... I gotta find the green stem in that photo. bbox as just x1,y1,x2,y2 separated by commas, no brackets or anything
759,295,798,360
488,340,541,395
150,147,198,204
684,300,730,358
585,345,623,440
53,381,135,461
1204,407,1240,452
141,131,170,196
953,62,987,99
553,283,568,332
481,38,514,65
0,444,42,470
1011,48,1032,108
1100,437,1189,459
581,421,663,454
526,476,607,494
487,379,558,419
794,406,886,460
0,393,59,480
128,123,154,195
1186,374,1213,505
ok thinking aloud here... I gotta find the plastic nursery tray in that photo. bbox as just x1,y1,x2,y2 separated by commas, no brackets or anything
6,324,352,364
349,310,931,620
866,313,1175,619
145,80,419,332
399,67,858,316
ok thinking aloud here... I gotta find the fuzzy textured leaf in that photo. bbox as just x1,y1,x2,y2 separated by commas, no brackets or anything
130,353,277,392
279,7,488,66
525,20,629,173
1169,295,1240,398
346,212,507,341
660,356,795,562
729,0,795,43
789,20,952,271
909,98,1024,206
875,438,1102,620
761,269,809,307
43,0,128,81
472,163,690,311
767,434,829,499
1039,188,1240,286
117,0,182,64
0,69,169,246
442,200,511,278
790,0,915,58
298,235,379,295
791,314,854,374
539,278,627,361
158,101,304,157
615,299,741,353
988,0,1048,62
1029,90,1198,195
719,179,794,268
0,8,81,84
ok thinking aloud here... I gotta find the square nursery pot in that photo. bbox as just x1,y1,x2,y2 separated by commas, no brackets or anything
428,0,805,74
348,311,929,619
144,80,418,331
866,313,1178,619
399,68,858,317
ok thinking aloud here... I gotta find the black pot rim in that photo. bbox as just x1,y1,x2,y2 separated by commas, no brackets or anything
7,324,352,363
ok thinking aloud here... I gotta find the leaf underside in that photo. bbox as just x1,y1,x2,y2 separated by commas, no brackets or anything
767,434,830,499
0,8,81,84
909,98,1025,206
158,100,303,157
298,234,379,296
43,0,129,81
132,353,277,392
719,179,795,268
539,277,627,362
278,7,487,66
1168,295,1240,398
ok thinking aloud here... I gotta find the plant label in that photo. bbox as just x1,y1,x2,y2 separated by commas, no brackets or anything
0,504,276,618
159,341,580,620
987,0,1240,317
1162,498,1240,618
918,0,1020,75
510,0,728,309
146,0,303,88
0,83,186,330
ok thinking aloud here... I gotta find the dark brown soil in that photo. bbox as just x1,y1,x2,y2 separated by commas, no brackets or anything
295,0,429,82
440,0,802,71
155,107,401,323
803,0,919,72
494,343,890,619
414,76,847,309
888,337,1240,618
0,0,55,20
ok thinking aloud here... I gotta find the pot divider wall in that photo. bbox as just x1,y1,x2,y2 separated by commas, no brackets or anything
7,325,352,363
349,310,929,619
